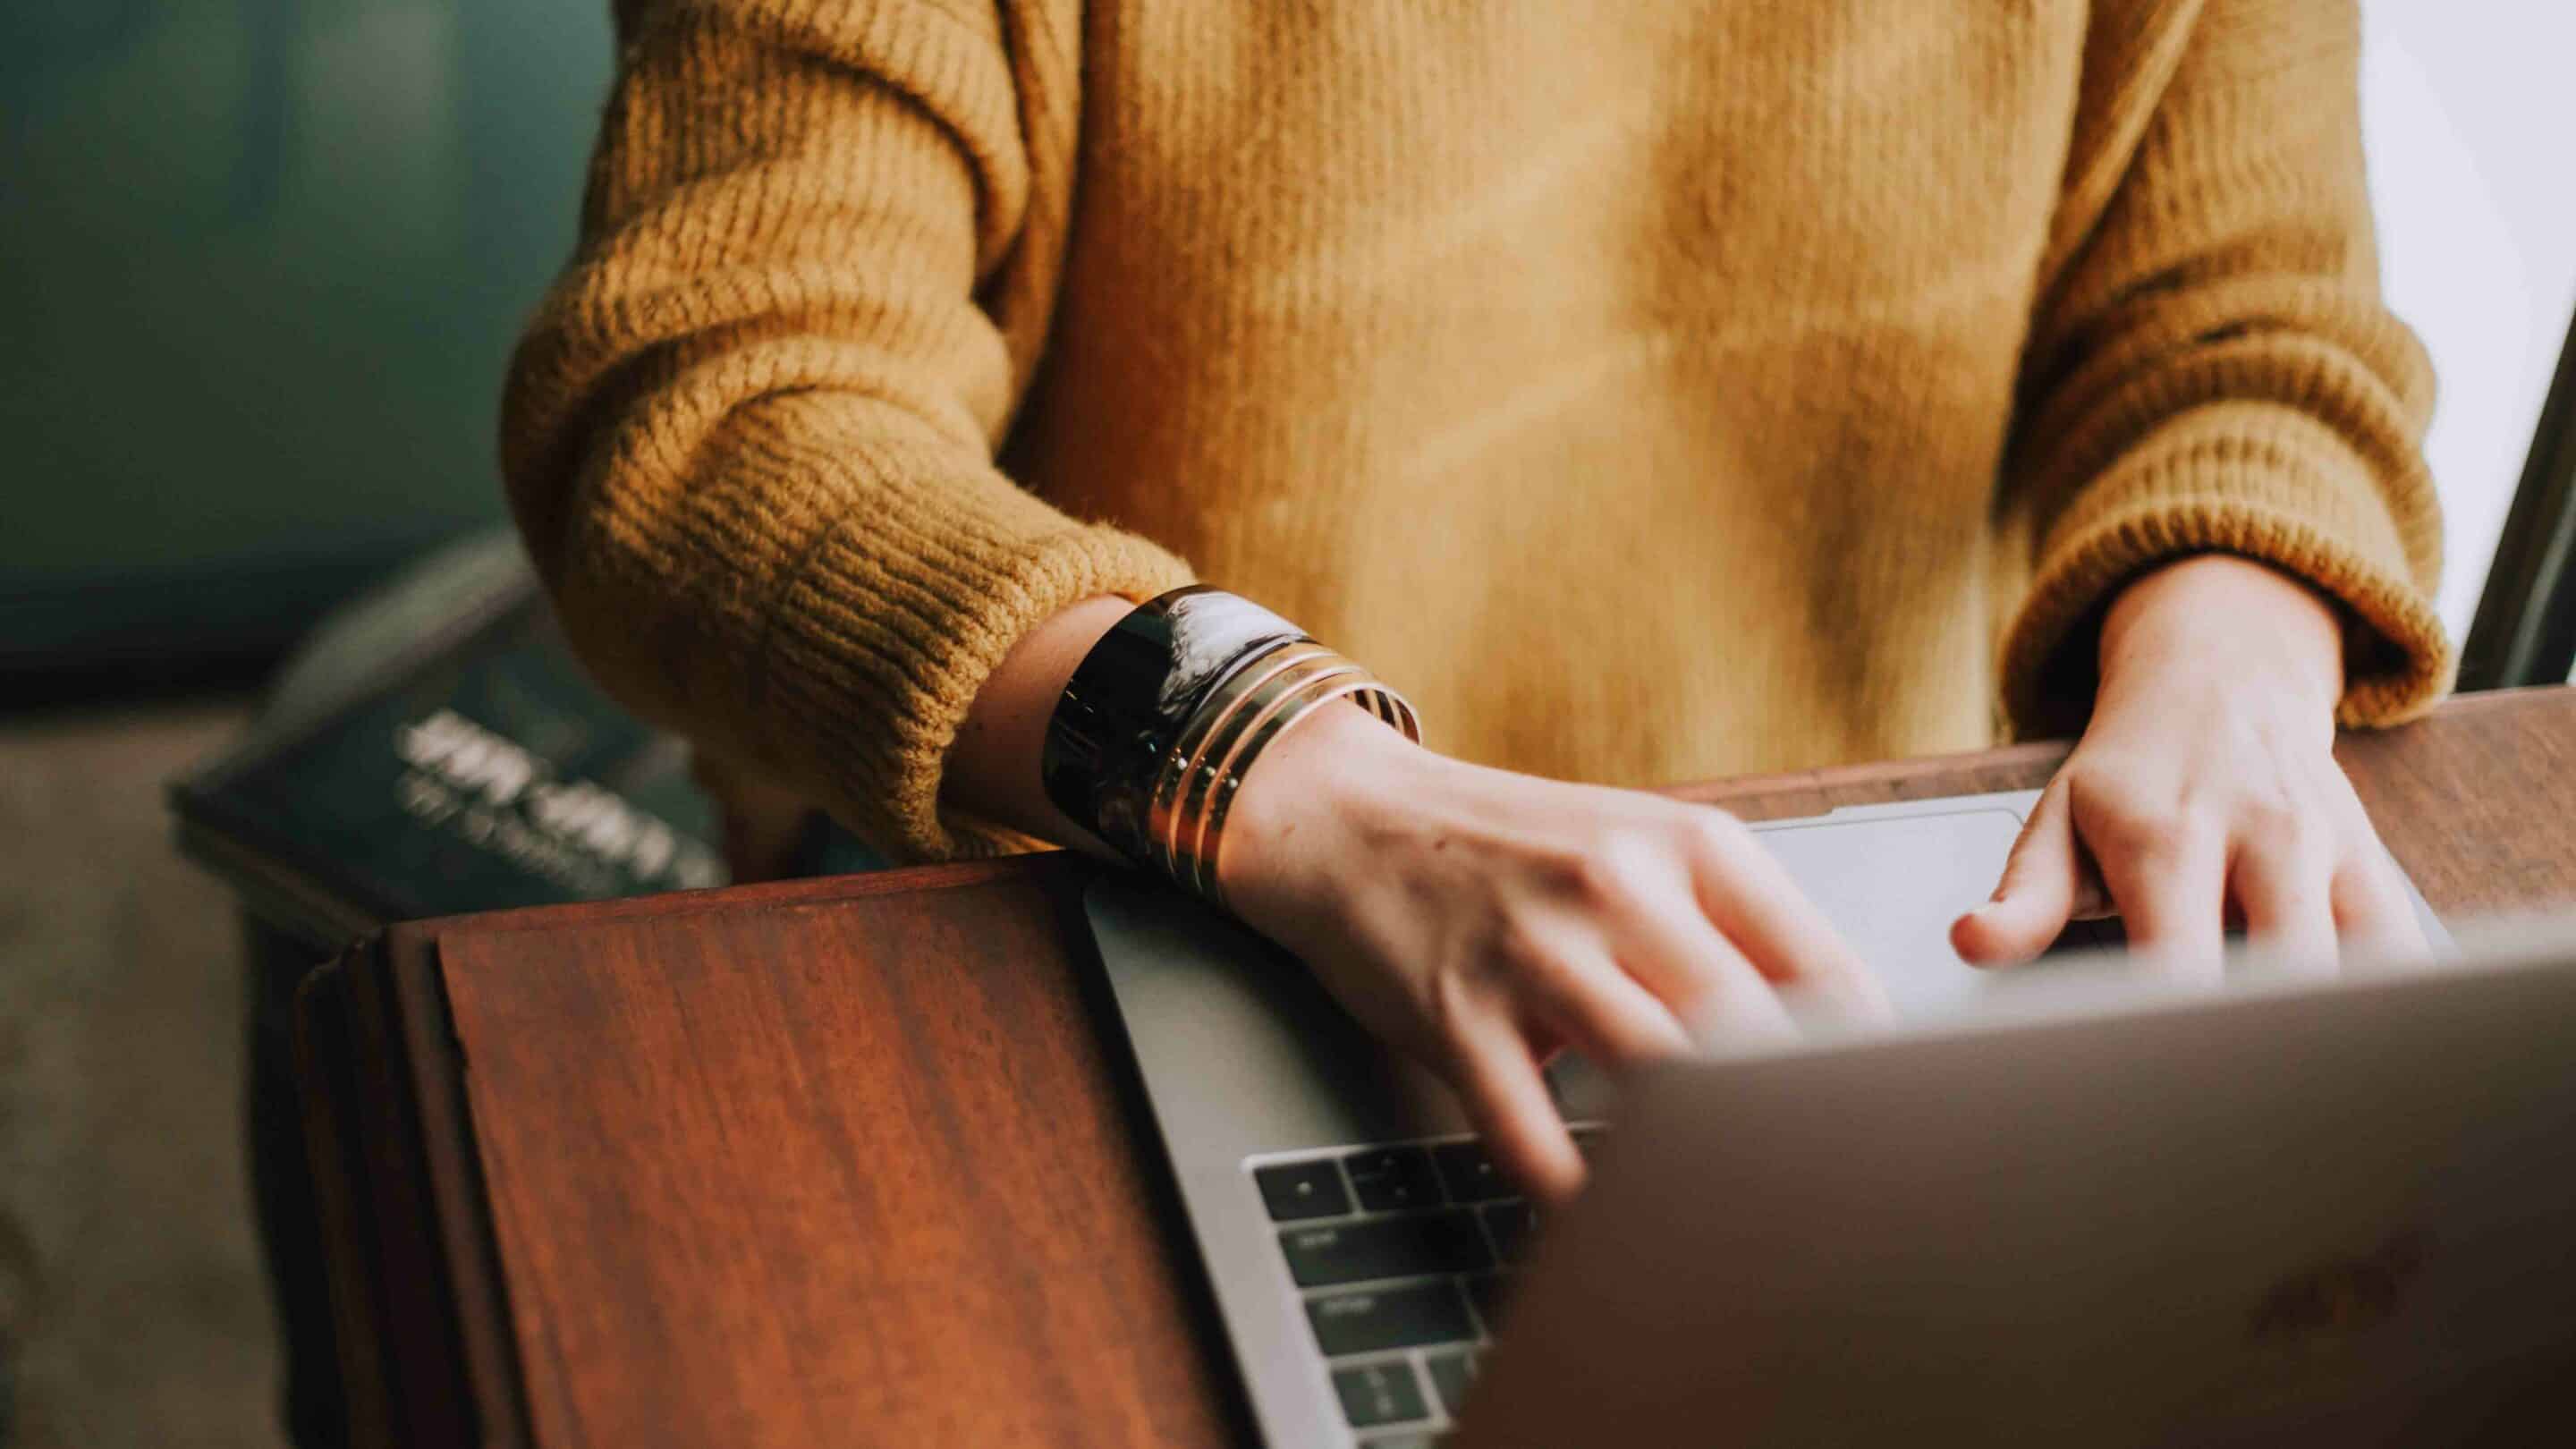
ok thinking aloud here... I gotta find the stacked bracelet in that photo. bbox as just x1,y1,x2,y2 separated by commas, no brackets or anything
1040,588,1419,905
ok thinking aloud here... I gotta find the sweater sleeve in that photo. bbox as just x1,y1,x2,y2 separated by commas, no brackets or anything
499,0,1193,862
1996,0,2449,739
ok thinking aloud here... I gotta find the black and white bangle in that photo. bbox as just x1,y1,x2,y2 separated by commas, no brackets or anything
1039,587,1419,901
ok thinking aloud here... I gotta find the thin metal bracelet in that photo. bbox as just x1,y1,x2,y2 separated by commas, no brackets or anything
1199,677,1419,905
1143,641,1328,869
1163,655,1368,890
1148,645,1342,881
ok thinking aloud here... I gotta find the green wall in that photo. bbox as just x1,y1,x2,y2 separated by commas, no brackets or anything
1,1,611,686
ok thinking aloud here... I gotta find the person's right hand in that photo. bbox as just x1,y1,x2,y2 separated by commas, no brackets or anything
1218,703,1893,1204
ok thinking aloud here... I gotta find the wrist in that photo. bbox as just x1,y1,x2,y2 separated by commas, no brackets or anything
1217,698,1428,908
1034,585,1422,901
2098,555,2343,715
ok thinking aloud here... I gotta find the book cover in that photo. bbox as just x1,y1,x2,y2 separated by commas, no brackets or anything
170,535,730,948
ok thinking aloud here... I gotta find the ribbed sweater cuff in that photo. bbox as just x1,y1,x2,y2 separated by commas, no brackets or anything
2002,411,2453,738
736,427,1197,863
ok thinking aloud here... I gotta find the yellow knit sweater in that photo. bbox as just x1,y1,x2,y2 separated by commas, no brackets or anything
502,0,2448,863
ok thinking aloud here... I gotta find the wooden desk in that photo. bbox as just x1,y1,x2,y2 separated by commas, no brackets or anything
296,688,2576,1448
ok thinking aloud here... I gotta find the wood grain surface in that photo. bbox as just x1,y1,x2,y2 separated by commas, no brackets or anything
393,689,2575,1447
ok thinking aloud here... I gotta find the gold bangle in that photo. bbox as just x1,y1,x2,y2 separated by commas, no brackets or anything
1144,641,1333,880
1100,618,1421,904
1199,675,1419,905
1161,653,1365,888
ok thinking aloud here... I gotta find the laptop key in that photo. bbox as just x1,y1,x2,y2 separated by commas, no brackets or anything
1331,1360,1430,1428
1430,1140,1513,1202
1282,1210,1493,1287
1425,1348,1478,1417
1479,1201,1538,1264
1463,1272,1512,1335
1254,1158,1352,1221
1344,1147,1443,1212
1307,1281,1476,1356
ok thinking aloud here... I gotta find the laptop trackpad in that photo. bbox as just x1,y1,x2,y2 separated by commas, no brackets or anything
1752,807,2031,1023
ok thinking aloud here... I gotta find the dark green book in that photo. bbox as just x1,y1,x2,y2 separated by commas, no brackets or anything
170,533,731,950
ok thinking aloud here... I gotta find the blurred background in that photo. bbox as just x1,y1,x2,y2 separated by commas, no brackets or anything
1,4,2571,1446
2,4,611,1446
2,0,605,698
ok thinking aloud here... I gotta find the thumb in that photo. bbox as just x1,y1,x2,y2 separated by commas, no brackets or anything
1953,781,2081,968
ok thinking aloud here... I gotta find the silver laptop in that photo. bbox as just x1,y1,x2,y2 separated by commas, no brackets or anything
1080,788,2576,1445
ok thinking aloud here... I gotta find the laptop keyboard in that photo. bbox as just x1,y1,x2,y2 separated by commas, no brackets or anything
1250,1127,1604,1445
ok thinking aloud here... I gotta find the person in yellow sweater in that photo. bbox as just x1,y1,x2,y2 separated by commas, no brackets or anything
503,0,2446,1199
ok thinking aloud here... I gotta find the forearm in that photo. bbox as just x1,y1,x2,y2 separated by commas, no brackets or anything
504,4,1195,860
938,594,1137,854
1996,0,2445,736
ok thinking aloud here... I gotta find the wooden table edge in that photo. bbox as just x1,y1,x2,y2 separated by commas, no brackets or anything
365,687,2561,948
298,926,535,1448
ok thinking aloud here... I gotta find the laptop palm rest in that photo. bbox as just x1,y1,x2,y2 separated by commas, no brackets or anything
1089,795,2051,1158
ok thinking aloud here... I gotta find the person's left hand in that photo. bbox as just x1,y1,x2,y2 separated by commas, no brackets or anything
1952,554,2428,977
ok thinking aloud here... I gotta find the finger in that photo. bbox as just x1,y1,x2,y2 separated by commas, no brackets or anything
2230,839,2339,979
1519,946,1696,1070
1591,877,1798,1042
1688,821,1894,1027
2332,846,2431,967
1684,962,1805,1054
1444,1013,1584,1204
2095,818,2228,980
1954,779,2089,968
